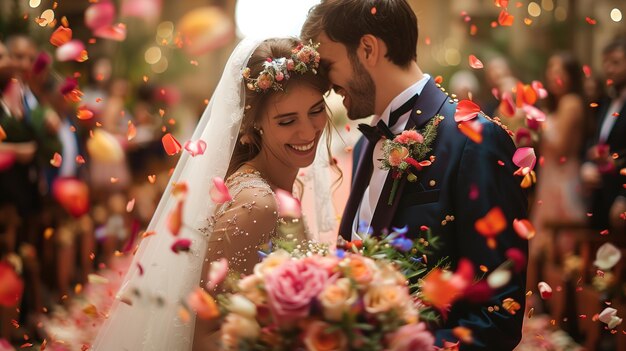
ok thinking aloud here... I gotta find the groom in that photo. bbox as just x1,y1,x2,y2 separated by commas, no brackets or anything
302,1,528,350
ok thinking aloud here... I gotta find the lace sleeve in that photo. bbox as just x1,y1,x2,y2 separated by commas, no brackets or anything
204,185,278,276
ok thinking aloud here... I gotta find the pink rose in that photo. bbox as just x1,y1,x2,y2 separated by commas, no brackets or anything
394,130,424,144
286,59,295,70
388,147,409,167
386,323,435,351
265,259,331,327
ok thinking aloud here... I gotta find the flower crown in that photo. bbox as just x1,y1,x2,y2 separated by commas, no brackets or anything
243,41,321,92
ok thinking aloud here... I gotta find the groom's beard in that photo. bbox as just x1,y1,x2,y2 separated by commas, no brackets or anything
346,55,376,120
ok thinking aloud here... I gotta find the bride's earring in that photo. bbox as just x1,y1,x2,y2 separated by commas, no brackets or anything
254,125,264,136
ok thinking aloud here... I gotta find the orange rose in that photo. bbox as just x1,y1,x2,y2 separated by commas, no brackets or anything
319,278,357,321
363,284,410,314
186,287,219,320
388,147,409,167
303,321,348,351
343,255,376,287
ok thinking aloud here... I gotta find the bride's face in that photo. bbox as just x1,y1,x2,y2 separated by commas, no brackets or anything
258,83,328,169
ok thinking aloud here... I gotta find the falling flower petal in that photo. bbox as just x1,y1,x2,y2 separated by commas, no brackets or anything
594,243,621,270
0,262,24,307
455,100,481,122
522,104,546,122
32,51,51,75
275,188,302,218
49,152,62,168
531,80,548,99
206,258,228,290
421,269,465,316
495,0,509,8
84,0,115,30
172,182,188,200
162,133,182,155
468,54,483,69
513,147,536,169
126,198,135,212
50,25,72,46
87,129,124,162
76,106,94,120
475,207,507,248
55,39,85,62
187,287,220,320
498,10,514,26
171,238,192,253
59,77,78,95
598,307,623,329
487,267,511,289
513,218,535,240
453,326,473,344
0,126,6,141
506,248,527,273
52,178,90,217
502,298,521,315
583,65,592,78
209,177,232,204
167,200,183,236
183,139,207,157
499,92,516,118
538,282,552,299
94,23,127,42
458,119,483,143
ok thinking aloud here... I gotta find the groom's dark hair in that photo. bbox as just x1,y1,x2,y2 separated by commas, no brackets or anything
301,0,418,67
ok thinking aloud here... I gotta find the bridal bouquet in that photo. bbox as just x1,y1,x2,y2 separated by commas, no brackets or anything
188,230,443,351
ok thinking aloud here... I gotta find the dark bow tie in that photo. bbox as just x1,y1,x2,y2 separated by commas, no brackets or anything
356,93,419,143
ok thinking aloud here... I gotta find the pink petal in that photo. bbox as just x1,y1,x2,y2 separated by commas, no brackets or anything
454,100,481,122
498,92,516,118
56,40,85,62
85,0,115,30
582,65,592,78
206,258,228,290
121,0,162,21
522,104,546,122
94,24,127,42
538,281,552,299
531,80,548,99
506,248,527,273
274,188,302,218
491,87,500,100
512,147,536,170
183,139,207,157
209,177,232,204
468,54,483,69
171,238,192,253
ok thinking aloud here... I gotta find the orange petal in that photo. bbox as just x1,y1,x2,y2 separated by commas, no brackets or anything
475,207,507,238
0,125,6,141
458,120,483,144
76,106,94,120
522,85,537,105
498,10,514,26
50,25,72,47
161,133,181,155
499,92,516,118
167,200,184,236
50,153,62,168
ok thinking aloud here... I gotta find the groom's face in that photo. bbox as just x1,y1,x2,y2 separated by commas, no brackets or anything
317,32,376,120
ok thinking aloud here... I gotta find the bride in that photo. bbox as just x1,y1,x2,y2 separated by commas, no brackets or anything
91,37,335,350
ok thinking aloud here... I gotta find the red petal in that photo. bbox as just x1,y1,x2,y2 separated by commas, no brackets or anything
171,238,192,253
50,153,62,168
162,133,182,155
499,92,516,118
454,100,481,122
538,281,553,299
498,10,514,26
76,106,94,120
94,24,127,42
513,218,536,240
468,54,484,69
0,262,24,307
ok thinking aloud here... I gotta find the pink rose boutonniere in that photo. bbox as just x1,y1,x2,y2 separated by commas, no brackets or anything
379,115,442,204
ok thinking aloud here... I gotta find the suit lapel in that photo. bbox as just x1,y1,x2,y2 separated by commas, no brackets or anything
369,79,449,235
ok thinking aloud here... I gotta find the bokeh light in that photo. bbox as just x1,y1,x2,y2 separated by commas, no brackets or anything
528,2,542,17
610,8,623,22
144,46,162,64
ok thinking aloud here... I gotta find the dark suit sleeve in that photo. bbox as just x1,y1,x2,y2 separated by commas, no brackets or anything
435,119,529,350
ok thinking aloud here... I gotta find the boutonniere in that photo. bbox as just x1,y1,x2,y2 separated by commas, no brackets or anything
379,115,442,205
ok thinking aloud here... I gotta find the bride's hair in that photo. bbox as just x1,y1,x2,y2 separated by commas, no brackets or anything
227,38,338,183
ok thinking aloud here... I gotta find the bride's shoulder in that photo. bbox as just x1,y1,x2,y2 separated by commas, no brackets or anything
221,169,278,215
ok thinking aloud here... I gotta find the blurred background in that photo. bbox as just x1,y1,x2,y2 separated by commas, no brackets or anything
0,0,625,350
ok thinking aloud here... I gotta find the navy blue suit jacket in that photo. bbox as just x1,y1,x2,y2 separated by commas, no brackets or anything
343,79,528,350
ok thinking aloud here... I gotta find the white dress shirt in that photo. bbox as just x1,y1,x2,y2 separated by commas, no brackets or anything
599,89,626,143
353,74,431,238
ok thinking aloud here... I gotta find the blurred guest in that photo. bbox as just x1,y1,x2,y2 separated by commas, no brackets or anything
532,52,588,256
449,69,480,101
483,56,515,116
582,38,626,235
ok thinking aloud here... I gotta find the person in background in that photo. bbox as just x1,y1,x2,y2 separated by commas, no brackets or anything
582,38,626,236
